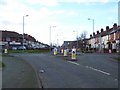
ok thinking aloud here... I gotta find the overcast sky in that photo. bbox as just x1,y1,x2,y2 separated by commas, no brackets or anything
0,0,119,45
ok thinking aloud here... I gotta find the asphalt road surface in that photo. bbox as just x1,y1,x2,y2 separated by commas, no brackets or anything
12,53,119,88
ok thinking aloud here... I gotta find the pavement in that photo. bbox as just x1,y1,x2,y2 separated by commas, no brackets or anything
0,68,2,90
1,54,40,88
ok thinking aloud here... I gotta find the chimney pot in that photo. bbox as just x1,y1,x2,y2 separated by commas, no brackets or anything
113,23,117,30
93,32,95,36
90,34,92,38
97,31,99,34
106,26,109,31
101,28,104,32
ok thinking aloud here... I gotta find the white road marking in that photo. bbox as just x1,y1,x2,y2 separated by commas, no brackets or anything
85,66,111,76
114,79,118,81
67,61,80,65
68,62,110,76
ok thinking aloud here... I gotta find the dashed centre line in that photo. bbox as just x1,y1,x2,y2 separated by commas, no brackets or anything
85,66,111,76
67,61,111,76
67,61,80,65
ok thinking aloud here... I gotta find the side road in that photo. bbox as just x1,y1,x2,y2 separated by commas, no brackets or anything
2,54,40,88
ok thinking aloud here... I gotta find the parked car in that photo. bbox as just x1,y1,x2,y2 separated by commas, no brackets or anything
12,47,17,50
18,46,26,50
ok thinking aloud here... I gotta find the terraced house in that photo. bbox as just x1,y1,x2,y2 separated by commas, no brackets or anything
63,23,120,53
88,23,120,53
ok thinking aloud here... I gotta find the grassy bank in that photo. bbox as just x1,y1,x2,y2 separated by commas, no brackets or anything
112,57,120,62
0,61,5,68
5,49,49,53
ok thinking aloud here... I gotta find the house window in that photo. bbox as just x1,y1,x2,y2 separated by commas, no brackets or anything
2,38,5,41
6,37,10,41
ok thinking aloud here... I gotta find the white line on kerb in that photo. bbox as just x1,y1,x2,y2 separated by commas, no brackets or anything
67,61,80,65
85,66,111,76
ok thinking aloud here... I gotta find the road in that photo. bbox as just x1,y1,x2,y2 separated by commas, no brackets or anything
12,53,119,88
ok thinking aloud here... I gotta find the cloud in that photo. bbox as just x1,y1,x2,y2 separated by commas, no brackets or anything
0,0,7,6
60,0,119,4
66,11,78,17
25,0,59,6
18,0,118,8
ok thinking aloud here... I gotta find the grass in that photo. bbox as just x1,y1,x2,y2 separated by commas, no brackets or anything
0,54,14,57
6,49,49,53
0,61,5,68
112,57,120,62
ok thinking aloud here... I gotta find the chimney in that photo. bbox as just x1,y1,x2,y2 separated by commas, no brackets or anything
90,34,92,38
113,23,117,30
101,28,104,32
93,32,95,36
106,26,109,32
97,31,99,34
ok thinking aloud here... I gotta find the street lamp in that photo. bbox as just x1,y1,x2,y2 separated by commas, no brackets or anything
73,30,78,49
88,18,94,33
56,34,59,47
49,26,56,53
88,18,95,52
23,15,29,51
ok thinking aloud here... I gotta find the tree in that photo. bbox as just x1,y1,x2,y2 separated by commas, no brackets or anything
77,31,87,52
78,31,87,40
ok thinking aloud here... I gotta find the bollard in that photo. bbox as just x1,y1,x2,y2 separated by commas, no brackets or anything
71,47,77,60
64,49,67,56
54,48,57,55
4,49,8,54
61,49,64,54
109,49,111,53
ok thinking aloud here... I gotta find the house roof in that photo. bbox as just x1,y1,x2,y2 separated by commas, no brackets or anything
90,28,113,38
24,34,36,42
110,27,120,34
0,30,36,42
0,30,21,38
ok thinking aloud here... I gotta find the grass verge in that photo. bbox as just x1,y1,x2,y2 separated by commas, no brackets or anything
111,57,120,62
8,49,49,53
0,61,5,68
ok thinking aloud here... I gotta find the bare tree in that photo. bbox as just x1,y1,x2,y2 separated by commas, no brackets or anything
77,31,87,52
78,31,87,40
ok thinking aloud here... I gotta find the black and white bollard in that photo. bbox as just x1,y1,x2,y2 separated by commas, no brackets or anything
64,49,67,56
71,47,77,61
54,48,57,55
4,49,8,54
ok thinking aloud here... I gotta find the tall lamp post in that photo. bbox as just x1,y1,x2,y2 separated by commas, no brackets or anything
49,26,56,53
88,18,95,52
23,15,29,51
88,18,94,33
73,30,78,49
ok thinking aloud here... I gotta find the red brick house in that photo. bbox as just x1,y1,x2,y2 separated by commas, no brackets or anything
0,30,36,50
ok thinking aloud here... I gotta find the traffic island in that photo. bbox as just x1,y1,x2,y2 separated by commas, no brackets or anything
54,53,78,61
64,56,78,61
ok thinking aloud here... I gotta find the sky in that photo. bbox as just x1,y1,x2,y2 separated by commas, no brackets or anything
0,0,119,46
